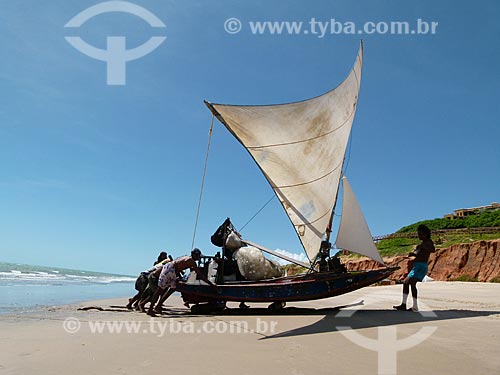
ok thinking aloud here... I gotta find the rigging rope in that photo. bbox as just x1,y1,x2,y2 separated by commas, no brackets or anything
191,114,215,250
342,126,354,177
239,194,276,232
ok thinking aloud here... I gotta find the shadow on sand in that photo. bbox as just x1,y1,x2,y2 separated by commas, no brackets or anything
105,300,500,340
252,303,500,340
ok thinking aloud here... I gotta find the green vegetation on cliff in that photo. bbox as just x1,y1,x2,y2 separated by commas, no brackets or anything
397,210,500,233
376,209,500,257
376,232,500,257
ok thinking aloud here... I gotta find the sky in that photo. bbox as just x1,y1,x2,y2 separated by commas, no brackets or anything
0,0,499,275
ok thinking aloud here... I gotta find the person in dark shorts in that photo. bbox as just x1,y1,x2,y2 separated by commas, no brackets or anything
127,257,171,310
147,249,215,316
394,224,435,312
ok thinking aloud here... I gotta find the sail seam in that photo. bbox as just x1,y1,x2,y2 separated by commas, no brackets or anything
293,208,332,227
274,160,343,189
247,108,356,150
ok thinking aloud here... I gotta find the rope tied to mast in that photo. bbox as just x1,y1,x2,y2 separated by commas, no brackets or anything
191,114,215,250
239,194,276,232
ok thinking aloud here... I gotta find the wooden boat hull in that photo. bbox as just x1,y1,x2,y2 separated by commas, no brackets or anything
177,267,398,304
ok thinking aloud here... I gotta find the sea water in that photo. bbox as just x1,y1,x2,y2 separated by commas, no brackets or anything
0,261,135,315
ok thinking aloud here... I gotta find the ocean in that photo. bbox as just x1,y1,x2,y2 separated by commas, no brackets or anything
0,261,135,315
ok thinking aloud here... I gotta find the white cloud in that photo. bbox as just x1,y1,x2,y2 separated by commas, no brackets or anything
270,249,309,265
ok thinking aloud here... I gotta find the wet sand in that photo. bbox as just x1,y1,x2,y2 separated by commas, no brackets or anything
0,282,499,374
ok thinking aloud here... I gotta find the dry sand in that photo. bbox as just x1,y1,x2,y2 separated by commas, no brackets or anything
1,282,499,375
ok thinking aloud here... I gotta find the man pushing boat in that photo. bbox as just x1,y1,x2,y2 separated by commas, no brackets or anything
126,254,172,310
147,248,215,316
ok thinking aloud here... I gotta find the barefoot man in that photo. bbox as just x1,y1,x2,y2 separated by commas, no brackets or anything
147,248,215,316
394,224,435,312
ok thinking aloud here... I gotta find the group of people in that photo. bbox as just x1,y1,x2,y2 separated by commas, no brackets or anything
126,223,435,315
126,249,214,316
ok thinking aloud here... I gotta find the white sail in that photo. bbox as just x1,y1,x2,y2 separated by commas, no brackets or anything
206,43,363,262
335,177,384,264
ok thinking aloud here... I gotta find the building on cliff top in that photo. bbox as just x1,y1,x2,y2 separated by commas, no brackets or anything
444,202,500,219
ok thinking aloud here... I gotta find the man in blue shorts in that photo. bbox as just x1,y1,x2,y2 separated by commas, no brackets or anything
394,224,435,312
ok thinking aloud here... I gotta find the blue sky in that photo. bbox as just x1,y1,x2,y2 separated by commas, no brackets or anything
1,0,499,275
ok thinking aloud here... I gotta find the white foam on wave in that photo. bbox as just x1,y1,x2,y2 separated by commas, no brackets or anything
0,270,134,285
0,271,65,281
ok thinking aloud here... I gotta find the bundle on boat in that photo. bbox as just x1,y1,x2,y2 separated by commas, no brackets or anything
211,219,284,281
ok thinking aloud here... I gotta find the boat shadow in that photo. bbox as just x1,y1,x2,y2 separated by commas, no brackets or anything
253,302,500,340
217,301,365,316
107,301,366,317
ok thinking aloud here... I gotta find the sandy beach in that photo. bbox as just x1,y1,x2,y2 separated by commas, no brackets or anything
1,282,499,375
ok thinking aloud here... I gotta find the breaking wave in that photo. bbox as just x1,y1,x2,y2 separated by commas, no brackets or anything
0,263,134,286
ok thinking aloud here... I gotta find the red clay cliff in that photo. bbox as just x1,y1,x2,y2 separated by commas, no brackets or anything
345,239,500,282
